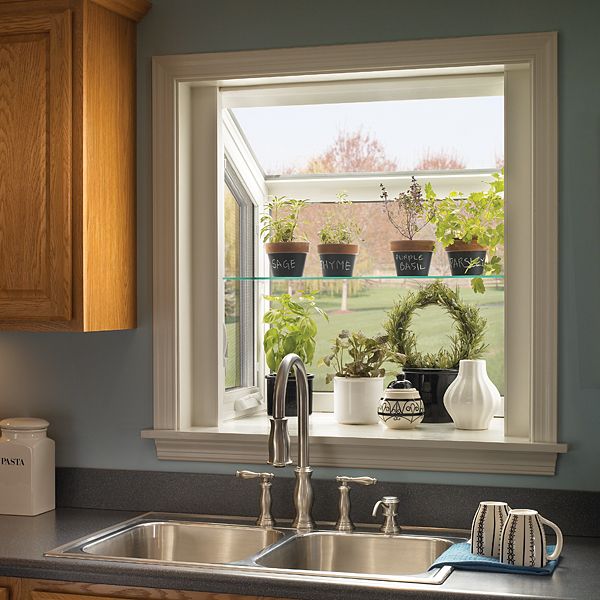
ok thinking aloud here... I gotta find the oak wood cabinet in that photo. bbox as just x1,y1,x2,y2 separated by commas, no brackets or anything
0,0,149,331
0,577,290,600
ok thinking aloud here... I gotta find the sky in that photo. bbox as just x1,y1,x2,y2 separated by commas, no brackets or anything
232,96,504,175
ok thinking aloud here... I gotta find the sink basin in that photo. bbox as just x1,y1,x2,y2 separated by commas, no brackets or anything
47,513,460,585
255,531,454,581
82,521,283,565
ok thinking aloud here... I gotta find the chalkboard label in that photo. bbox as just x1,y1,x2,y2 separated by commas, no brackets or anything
267,252,307,277
319,253,357,277
447,250,486,276
392,251,433,277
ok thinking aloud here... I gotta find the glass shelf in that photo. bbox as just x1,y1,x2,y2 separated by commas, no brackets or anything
224,274,504,281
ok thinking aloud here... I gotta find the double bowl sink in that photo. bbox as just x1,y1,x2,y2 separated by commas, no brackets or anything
47,513,464,585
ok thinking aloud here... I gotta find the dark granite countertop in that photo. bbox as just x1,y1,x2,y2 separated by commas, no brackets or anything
0,508,597,600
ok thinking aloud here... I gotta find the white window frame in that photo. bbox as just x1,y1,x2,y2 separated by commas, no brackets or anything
144,33,567,475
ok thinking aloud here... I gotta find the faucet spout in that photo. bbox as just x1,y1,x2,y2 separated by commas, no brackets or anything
267,353,314,531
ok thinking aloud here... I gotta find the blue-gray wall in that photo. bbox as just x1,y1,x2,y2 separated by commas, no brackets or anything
0,0,598,491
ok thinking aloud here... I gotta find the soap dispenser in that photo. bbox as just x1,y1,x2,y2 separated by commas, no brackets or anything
0,418,55,515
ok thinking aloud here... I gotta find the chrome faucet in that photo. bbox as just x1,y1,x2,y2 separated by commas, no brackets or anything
267,353,314,532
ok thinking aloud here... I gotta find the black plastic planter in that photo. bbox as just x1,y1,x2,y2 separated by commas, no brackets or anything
266,374,314,416
389,240,435,276
401,368,458,423
265,242,310,277
317,244,359,277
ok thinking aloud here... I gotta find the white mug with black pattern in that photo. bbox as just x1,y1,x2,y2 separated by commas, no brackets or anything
499,509,563,568
471,501,511,558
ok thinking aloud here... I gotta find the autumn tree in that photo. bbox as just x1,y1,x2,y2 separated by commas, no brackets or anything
414,149,466,170
299,129,398,174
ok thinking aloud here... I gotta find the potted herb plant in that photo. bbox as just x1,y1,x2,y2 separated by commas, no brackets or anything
321,330,405,424
384,281,488,422
431,171,504,291
317,192,362,277
380,176,437,276
260,196,309,277
263,291,328,416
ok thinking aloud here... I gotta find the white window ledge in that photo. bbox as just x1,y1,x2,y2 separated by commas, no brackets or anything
142,414,567,476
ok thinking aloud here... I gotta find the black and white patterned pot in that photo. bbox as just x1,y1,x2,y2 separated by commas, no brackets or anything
377,388,425,429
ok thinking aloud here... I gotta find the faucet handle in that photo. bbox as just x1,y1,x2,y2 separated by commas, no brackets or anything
236,470,274,482
372,496,400,534
337,475,377,487
335,475,377,532
236,470,276,528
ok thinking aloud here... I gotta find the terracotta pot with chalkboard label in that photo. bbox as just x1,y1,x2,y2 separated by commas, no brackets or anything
390,240,435,276
265,241,310,277
445,239,487,276
317,243,359,277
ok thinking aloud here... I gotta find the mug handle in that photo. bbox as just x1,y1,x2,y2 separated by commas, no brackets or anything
539,515,563,561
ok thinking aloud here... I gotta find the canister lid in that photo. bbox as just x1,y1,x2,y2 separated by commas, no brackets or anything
387,373,413,389
0,418,49,431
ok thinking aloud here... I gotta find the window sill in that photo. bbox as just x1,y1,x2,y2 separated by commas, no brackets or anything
142,413,567,475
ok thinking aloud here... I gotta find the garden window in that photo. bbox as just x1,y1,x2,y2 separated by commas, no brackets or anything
145,34,566,474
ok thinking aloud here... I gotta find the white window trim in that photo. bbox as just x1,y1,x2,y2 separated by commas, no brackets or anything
144,33,567,475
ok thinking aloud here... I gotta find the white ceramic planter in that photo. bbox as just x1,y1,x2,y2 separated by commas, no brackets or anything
333,377,384,424
443,359,500,430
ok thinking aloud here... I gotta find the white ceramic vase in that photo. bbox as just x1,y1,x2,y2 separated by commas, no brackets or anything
443,359,500,430
333,377,383,424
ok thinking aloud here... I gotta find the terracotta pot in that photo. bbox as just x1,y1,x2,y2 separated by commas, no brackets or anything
389,240,435,276
317,243,359,277
445,238,487,276
265,241,310,277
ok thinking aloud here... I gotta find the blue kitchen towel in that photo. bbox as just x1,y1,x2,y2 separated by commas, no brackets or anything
430,542,559,575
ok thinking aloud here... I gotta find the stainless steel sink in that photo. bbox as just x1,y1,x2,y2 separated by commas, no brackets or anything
47,513,462,586
255,531,454,582
82,521,283,565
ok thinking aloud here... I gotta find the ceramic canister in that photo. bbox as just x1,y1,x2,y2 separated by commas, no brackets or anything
377,374,425,429
0,418,55,516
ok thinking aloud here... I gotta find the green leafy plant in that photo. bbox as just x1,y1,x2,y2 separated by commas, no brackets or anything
380,176,437,240
260,196,307,243
431,171,504,292
384,281,487,369
318,192,362,244
320,330,405,384
263,291,328,373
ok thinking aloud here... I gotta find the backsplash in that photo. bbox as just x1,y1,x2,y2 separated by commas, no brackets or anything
56,468,599,537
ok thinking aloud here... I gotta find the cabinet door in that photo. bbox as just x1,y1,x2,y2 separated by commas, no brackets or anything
0,10,72,320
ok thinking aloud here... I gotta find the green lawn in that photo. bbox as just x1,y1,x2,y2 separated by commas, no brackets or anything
310,283,504,393
227,281,505,394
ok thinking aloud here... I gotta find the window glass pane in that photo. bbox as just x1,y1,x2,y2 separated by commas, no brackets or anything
232,96,504,176
270,280,504,396
224,185,241,389
268,194,504,396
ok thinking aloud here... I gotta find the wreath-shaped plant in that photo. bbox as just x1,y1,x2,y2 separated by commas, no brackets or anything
384,281,487,369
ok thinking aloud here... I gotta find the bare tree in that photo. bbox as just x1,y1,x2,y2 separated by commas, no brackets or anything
299,129,398,174
414,149,466,171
